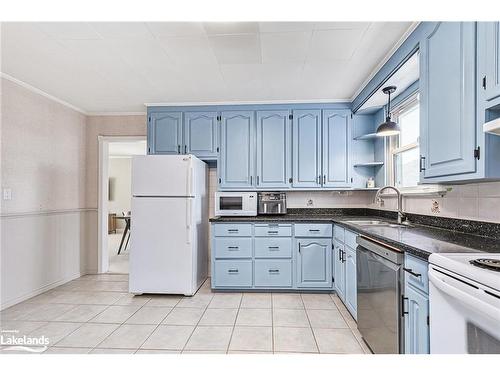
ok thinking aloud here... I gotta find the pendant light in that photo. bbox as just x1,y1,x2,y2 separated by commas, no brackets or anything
376,85,400,137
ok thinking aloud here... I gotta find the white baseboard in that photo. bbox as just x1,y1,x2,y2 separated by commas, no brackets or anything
0,271,84,311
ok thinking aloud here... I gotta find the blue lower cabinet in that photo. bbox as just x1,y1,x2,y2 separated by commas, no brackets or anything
254,224,292,237
254,259,292,287
213,260,253,288
333,240,346,301
254,237,292,258
296,238,332,288
344,245,357,320
404,283,430,354
214,238,252,259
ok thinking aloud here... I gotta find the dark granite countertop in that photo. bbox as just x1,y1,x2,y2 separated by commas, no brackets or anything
209,208,500,261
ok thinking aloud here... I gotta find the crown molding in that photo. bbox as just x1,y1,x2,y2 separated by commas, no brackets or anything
1,72,88,115
144,98,350,107
87,112,146,116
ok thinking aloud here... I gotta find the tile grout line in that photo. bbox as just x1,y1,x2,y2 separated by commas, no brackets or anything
300,294,320,354
224,293,243,354
271,293,275,354
179,292,215,353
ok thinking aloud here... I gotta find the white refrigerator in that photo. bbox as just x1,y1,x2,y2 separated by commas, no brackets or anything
129,155,208,296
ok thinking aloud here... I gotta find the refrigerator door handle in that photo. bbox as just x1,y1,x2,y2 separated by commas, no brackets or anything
186,199,192,244
187,166,193,196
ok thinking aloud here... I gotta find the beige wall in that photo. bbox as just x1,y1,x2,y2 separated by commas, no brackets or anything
1,77,91,308
1,78,87,214
85,114,146,208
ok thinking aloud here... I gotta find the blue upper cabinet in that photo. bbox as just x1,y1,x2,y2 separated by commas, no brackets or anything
322,110,351,187
292,110,322,188
219,111,255,189
184,111,219,160
256,110,291,188
419,22,477,180
149,111,183,154
481,22,500,102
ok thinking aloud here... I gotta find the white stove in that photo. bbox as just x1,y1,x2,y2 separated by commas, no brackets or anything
428,253,500,354
429,253,500,291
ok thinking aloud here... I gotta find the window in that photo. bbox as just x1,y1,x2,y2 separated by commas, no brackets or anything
389,94,420,188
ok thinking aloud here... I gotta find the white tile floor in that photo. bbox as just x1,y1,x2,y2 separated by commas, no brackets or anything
0,276,371,354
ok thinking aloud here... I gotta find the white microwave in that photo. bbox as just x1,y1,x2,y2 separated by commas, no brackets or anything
215,192,257,216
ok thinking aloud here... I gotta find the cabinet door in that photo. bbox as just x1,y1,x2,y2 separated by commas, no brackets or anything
149,112,183,154
292,110,322,188
256,110,291,188
333,240,346,301
184,111,218,159
219,111,255,189
420,22,477,179
483,22,500,101
344,245,357,320
296,238,332,288
322,110,351,187
404,283,430,354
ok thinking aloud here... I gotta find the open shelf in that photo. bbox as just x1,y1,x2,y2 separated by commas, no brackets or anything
353,132,378,140
353,161,384,167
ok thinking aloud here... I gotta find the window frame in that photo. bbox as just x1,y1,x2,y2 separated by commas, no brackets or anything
387,92,420,189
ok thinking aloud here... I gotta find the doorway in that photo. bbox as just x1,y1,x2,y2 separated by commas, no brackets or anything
98,136,146,274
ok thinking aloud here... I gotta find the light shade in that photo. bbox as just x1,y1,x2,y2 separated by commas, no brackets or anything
376,116,400,136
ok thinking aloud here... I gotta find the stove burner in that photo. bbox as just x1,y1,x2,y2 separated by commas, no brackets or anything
470,258,500,272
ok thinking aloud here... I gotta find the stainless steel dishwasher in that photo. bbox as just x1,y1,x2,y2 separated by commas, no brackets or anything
356,236,404,354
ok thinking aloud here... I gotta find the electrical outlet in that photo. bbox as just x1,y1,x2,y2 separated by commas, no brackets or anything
431,199,440,214
3,188,12,200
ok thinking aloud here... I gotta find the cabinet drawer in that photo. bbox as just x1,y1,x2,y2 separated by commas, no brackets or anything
254,238,292,258
214,238,252,259
254,224,292,237
404,255,429,293
213,223,252,237
344,230,358,250
254,260,292,287
333,225,345,242
213,260,252,287
295,223,332,237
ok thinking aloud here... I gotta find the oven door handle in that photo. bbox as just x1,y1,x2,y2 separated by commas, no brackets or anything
428,270,499,322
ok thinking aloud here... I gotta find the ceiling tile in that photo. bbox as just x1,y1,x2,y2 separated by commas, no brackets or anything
259,22,315,33
307,28,366,62
314,22,371,30
157,36,219,66
146,22,206,37
89,22,153,39
203,22,259,35
33,22,101,40
209,34,261,64
261,31,312,63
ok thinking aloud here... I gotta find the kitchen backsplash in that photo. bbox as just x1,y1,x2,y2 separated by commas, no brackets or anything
208,167,500,223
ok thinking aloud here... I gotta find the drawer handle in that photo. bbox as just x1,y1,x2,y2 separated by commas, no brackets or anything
268,231,279,234
268,269,280,274
227,229,239,233
268,246,280,250
227,246,239,250
403,268,422,278
309,229,320,232
228,269,239,273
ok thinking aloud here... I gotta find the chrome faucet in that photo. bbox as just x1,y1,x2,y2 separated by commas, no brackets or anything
374,185,408,224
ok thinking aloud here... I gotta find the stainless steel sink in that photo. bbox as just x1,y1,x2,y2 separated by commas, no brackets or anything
344,220,411,228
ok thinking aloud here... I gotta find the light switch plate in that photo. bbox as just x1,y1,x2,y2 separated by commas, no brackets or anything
3,188,12,200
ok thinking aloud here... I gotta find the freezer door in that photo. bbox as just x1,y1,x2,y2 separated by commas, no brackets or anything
129,197,194,295
132,155,193,197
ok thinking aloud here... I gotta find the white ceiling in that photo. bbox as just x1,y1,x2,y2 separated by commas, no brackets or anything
1,22,414,113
